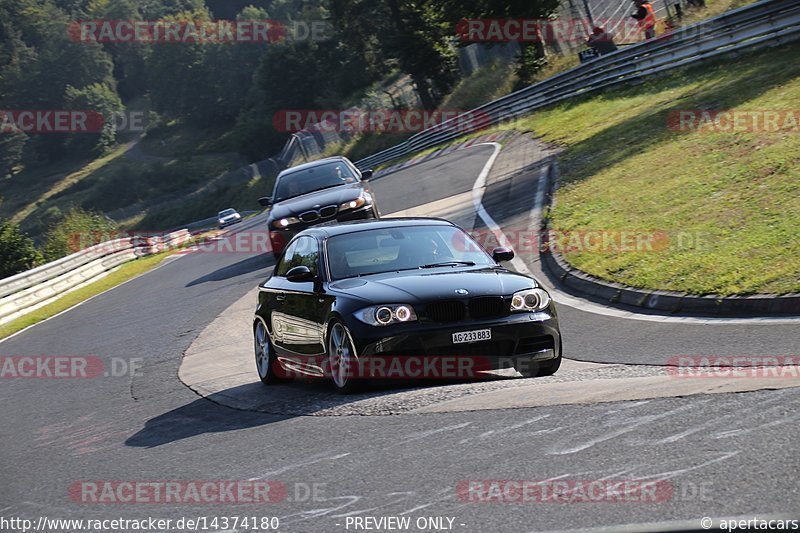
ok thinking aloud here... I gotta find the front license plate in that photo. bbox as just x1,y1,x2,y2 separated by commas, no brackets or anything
452,329,492,344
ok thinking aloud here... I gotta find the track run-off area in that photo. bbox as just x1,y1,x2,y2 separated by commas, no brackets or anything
2,138,799,532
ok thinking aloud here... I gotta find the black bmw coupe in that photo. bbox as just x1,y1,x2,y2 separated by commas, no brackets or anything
259,156,379,259
253,218,562,392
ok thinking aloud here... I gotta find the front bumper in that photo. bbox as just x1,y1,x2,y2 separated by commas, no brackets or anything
344,311,561,377
269,204,377,255
219,217,242,228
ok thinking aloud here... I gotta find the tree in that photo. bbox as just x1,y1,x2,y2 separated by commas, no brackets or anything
330,0,458,109
0,133,28,178
430,0,561,85
0,219,43,278
0,0,118,162
382,0,458,108
234,35,372,160
64,83,124,154
144,8,214,124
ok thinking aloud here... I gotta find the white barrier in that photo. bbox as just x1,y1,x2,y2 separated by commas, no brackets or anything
0,229,191,326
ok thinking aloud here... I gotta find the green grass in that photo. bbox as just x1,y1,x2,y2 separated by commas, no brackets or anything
140,121,237,157
440,61,518,110
513,42,800,295
0,252,170,340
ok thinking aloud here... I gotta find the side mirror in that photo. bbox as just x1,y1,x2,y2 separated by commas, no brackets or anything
360,169,374,181
286,265,315,282
492,247,515,263
258,196,272,207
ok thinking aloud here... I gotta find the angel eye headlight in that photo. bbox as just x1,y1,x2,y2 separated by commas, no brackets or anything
355,304,418,326
394,305,413,322
375,306,393,325
511,288,551,312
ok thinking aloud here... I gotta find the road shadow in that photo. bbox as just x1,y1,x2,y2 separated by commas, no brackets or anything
187,371,517,417
125,395,288,448
185,254,273,287
127,371,517,447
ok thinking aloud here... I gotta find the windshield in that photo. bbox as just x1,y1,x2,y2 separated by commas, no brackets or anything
218,209,236,217
326,225,494,280
273,162,356,202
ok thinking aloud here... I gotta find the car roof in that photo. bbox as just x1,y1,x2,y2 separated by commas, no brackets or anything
301,217,455,238
277,156,351,178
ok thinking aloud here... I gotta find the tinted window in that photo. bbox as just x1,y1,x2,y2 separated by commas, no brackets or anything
273,162,357,202
277,237,319,277
219,209,236,217
274,240,299,277
326,225,494,280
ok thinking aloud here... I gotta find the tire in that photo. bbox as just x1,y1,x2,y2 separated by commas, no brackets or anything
254,320,289,384
327,320,361,394
517,353,562,378
535,354,562,377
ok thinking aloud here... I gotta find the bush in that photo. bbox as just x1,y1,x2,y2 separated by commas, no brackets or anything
0,219,43,279
42,207,118,261
64,83,125,155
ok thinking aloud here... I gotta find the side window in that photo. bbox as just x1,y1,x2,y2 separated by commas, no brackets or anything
274,240,299,277
290,237,320,276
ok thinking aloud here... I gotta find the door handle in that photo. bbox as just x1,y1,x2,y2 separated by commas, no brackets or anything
276,294,286,302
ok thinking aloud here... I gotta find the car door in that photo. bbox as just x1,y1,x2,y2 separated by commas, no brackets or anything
263,239,299,357
276,236,328,364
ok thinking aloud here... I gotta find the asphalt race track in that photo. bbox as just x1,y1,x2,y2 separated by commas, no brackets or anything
1,144,799,532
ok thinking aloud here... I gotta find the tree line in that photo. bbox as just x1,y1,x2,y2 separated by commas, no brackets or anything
0,0,558,275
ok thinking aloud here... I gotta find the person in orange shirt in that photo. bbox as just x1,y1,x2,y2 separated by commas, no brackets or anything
631,0,657,40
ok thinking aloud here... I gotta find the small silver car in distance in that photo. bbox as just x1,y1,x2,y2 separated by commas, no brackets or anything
218,208,242,229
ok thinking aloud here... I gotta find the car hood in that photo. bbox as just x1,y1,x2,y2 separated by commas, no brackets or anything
220,214,239,221
328,267,537,303
270,184,363,219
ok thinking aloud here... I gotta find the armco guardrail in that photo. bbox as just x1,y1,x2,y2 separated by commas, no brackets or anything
0,229,191,326
352,0,800,170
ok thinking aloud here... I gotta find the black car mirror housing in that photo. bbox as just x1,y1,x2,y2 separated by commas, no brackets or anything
286,265,316,282
258,196,272,207
492,247,515,262
360,169,374,181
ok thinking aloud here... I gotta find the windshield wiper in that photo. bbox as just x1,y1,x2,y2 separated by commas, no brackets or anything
419,261,476,269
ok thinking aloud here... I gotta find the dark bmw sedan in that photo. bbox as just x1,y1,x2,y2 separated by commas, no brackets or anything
253,218,562,393
259,156,379,258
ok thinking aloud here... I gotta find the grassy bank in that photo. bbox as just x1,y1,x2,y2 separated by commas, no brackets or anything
514,42,800,295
